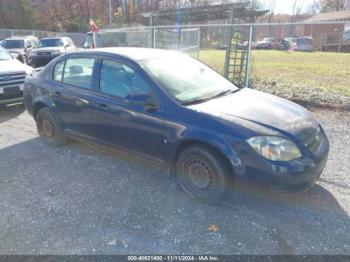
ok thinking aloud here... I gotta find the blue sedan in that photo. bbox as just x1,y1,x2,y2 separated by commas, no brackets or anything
23,48,329,203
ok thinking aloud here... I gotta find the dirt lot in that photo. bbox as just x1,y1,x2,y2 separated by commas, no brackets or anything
0,103,349,255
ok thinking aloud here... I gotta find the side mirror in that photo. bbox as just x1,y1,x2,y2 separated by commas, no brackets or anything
130,93,159,112
130,93,149,103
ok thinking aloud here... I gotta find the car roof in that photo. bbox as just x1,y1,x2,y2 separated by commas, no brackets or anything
6,35,37,40
5,37,25,41
80,47,185,61
40,37,64,40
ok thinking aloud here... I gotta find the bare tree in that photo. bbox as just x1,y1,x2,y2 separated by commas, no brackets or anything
266,0,276,23
306,0,321,15
320,0,347,12
265,0,276,36
289,0,304,35
291,0,304,22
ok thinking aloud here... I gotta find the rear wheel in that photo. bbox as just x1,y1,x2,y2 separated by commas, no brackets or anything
35,107,66,146
176,145,230,204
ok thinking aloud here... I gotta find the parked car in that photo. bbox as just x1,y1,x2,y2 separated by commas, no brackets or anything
256,37,276,50
276,39,291,50
1,35,39,65
24,48,329,203
0,46,34,105
83,32,94,49
295,36,313,52
30,37,77,67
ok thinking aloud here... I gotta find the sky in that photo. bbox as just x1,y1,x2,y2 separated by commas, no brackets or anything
262,0,316,14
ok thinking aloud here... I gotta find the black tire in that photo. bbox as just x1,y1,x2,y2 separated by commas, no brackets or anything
35,107,66,146
18,55,24,63
22,55,29,65
176,145,230,204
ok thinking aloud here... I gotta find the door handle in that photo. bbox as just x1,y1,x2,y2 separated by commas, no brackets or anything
75,98,89,106
98,103,108,110
50,91,61,98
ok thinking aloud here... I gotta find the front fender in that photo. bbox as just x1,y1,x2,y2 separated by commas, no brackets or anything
165,127,244,176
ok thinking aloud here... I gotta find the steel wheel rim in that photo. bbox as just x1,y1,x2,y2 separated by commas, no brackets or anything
183,156,216,195
41,119,54,137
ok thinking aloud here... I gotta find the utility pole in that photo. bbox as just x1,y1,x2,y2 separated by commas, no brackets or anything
109,0,113,24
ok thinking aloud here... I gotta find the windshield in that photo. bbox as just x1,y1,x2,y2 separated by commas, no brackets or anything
297,38,312,45
141,54,239,104
263,38,274,42
3,40,24,49
0,47,12,60
38,39,63,48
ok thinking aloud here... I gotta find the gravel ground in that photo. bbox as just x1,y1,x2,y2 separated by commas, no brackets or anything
0,103,349,255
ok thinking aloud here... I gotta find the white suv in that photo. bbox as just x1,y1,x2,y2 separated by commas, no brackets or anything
30,37,77,67
0,47,33,105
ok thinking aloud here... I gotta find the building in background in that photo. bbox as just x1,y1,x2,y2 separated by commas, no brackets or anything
304,10,350,52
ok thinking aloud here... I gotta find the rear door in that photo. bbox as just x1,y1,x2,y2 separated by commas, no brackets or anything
50,56,99,138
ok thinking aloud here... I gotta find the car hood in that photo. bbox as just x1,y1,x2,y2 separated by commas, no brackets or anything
6,48,23,54
0,58,33,74
188,88,319,139
34,47,63,52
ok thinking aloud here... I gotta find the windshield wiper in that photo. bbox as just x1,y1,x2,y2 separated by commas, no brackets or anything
182,89,240,106
210,89,238,99
182,97,212,106
183,89,240,106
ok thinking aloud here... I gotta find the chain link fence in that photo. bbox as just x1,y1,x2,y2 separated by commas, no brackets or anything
198,21,350,108
92,21,350,107
1,21,349,107
93,27,201,58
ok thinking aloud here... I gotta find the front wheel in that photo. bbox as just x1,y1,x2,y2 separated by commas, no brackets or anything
22,55,29,65
35,107,66,146
176,145,230,204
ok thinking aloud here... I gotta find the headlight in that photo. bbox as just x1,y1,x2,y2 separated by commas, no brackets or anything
10,52,19,58
25,68,36,78
247,136,301,161
52,50,61,55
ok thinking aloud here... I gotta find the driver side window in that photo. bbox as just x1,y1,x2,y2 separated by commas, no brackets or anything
100,60,150,99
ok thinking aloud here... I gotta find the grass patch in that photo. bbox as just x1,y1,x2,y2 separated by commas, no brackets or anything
199,49,350,108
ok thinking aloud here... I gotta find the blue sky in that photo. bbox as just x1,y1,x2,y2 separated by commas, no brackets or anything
262,0,315,14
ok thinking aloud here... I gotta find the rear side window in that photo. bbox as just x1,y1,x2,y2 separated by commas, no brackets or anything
53,60,65,82
62,58,95,89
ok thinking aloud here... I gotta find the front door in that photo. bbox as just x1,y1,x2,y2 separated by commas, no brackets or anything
92,59,164,161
